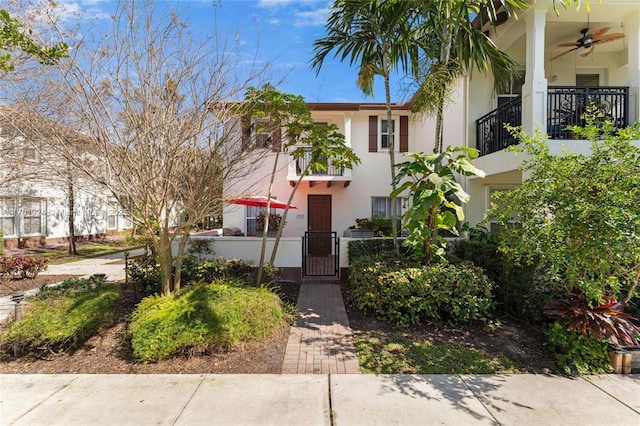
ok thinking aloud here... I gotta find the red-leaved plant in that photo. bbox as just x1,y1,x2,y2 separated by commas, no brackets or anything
544,288,640,347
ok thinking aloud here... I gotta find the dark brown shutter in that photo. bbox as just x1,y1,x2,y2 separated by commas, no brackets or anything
369,115,378,152
400,116,408,152
271,127,282,152
241,116,251,151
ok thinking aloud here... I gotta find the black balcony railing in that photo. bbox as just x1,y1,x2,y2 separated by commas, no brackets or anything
476,96,522,156
547,86,629,139
294,148,344,176
475,86,630,156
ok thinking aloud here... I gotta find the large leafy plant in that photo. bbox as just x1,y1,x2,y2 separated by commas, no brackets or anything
391,146,485,263
487,116,640,307
544,288,640,348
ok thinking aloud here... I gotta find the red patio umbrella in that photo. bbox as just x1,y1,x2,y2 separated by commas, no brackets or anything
224,196,297,210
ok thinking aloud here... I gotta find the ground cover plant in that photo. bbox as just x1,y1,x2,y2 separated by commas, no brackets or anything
0,275,121,354
129,279,285,362
357,333,517,374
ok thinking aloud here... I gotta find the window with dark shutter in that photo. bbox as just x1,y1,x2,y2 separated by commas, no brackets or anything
400,116,408,152
369,115,377,152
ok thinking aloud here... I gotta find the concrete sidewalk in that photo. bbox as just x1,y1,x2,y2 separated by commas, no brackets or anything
1,373,639,425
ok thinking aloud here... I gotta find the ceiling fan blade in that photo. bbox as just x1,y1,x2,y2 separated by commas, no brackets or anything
551,48,578,61
590,27,611,39
594,33,625,44
580,46,595,57
558,42,580,47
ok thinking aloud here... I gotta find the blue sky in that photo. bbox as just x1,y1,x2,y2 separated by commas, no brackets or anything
62,0,410,103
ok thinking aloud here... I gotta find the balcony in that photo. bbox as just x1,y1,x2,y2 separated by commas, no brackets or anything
476,86,630,156
476,96,522,156
547,86,629,139
287,147,352,187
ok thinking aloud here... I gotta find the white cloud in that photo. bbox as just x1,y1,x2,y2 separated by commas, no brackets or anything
256,0,299,8
293,7,329,27
57,1,112,21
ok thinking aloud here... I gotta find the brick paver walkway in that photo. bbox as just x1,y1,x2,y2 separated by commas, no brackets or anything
282,282,361,374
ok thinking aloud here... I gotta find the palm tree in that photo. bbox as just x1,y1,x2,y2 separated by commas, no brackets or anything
311,0,419,255
410,0,529,153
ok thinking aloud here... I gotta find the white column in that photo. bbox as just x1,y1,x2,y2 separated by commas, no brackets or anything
626,10,640,125
343,113,352,178
521,8,549,135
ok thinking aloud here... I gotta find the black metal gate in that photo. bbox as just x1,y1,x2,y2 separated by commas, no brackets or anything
302,231,339,277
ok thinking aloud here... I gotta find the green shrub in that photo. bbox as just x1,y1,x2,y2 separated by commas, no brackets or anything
349,256,494,325
129,280,284,362
547,321,613,375
193,258,254,284
128,255,161,297
347,238,410,263
1,275,121,353
448,239,557,323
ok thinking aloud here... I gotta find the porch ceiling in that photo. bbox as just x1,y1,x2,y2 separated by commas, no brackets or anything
495,3,633,58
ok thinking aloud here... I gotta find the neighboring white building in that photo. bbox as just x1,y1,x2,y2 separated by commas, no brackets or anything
0,106,132,249
214,0,640,280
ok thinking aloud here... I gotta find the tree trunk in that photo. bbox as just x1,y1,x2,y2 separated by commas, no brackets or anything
67,170,77,255
172,230,190,294
383,51,399,256
256,149,280,286
157,230,173,295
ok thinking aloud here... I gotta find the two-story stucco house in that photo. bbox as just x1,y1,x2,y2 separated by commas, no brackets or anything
210,0,640,281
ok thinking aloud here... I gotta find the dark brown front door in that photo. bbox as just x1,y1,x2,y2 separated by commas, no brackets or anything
308,195,331,255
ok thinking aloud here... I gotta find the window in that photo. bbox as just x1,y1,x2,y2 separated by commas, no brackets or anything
497,70,525,108
246,206,262,236
369,116,408,153
0,197,45,236
0,198,16,236
21,198,44,235
253,119,272,149
486,186,519,232
576,73,600,87
241,117,282,151
106,203,120,229
371,196,402,219
380,119,394,150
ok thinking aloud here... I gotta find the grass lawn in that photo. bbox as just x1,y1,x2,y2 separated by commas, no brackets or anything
357,333,519,374
2,239,139,265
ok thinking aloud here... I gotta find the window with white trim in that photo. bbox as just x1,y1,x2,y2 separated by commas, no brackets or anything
0,198,16,236
106,205,118,230
380,119,394,150
371,196,402,219
21,198,44,235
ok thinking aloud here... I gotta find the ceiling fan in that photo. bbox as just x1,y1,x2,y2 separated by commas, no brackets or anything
551,27,625,60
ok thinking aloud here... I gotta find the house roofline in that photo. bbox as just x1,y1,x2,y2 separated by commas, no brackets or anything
306,102,412,112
